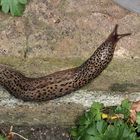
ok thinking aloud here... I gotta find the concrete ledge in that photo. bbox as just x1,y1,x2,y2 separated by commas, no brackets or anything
0,88,140,126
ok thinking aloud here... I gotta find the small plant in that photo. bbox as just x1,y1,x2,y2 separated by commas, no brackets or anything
0,0,27,16
71,99,140,140
0,135,6,140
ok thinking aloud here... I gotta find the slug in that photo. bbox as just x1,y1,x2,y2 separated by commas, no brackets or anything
0,25,131,101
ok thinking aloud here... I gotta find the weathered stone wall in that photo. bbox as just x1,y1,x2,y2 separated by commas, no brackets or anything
0,0,140,59
0,0,140,126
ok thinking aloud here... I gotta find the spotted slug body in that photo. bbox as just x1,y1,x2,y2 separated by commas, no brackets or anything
0,25,131,101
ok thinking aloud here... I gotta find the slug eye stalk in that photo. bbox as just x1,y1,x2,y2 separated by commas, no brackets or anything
108,24,131,42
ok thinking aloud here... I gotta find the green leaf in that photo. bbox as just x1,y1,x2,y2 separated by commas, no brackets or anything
136,112,140,124
96,120,108,134
0,135,6,140
83,135,95,140
91,102,103,112
121,99,132,110
0,0,27,16
105,125,118,138
70,127,78,137
78,112,92,127
70,101,140,140
93,137,102,140
81,134,102,140
115,99,132,119
90,102,103,121
1,0,9,13
1,0,7,12
18,0,27,4
86,124,99,136
137,124,140,133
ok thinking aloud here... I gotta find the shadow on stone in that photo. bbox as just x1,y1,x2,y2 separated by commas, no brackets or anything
109,83,138,92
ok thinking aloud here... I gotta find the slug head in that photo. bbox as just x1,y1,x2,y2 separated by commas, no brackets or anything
107,24,131,46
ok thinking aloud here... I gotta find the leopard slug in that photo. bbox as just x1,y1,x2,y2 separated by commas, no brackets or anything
0,25,131,101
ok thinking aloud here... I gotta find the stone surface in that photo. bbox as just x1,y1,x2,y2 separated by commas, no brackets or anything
0,88,140,126
0,0,140,59
0,0,140,127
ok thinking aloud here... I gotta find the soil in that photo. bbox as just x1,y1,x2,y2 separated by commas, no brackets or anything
0,124,71,140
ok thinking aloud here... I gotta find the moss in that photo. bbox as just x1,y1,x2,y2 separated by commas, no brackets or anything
0,56,83,76
0,56,24,67
106,59,140,81
88,58,140,92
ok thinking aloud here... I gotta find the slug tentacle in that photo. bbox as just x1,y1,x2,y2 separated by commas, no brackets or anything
107,24,131,43
0,25,131,101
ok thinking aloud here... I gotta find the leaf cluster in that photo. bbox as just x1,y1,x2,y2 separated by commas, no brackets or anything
71,100,140,140
115,99,132,119
0,0,27,16
0,135,6,140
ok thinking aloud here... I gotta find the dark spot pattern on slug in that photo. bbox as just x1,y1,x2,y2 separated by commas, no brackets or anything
0,25,131,101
